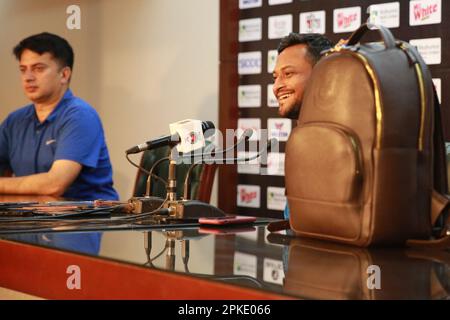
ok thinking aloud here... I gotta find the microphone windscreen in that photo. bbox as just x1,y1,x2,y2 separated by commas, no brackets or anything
202,121,216,139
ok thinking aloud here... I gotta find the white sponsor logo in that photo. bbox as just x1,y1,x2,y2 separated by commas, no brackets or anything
234,252,257,278
368,2,400,28
263,258,285,285
409,38,441,65
409,0,441,26
333,7,361,33
433,78,441,104
239,0,262,9
264,152,285,176
269,0,292,5
268,118,291,142
238,85,261,108
267,50,278,74
238,51,262,75
239,18,262,42
300,10,326,34
237,185,261,208
268,14,293,39
267,84,279,107
267,187,287,211
237,118,261,141
237,151,260,174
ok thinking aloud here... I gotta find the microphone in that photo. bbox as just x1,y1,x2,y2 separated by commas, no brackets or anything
203,138,277,163
126,120,215,154
182,129,254,199
184,128,254,159
209,128,254,156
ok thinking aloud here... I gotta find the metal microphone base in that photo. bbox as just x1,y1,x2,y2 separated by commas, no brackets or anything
129,196,165,214
163,200,226,220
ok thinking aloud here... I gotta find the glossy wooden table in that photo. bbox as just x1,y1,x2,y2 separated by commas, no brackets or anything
0,195,287,299
0,196,449,300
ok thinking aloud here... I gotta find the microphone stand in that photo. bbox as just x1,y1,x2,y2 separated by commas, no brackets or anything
162,145,227,220
165,237,176,271
128,141,178,214
127,130,275,220
162,139,274,220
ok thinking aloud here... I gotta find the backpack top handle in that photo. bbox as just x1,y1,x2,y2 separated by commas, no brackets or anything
347,23,396,50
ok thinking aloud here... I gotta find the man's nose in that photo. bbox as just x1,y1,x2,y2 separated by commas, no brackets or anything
273,77,284,96
22,70,35,81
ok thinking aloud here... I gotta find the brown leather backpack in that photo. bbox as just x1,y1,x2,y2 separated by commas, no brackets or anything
277,24,450,247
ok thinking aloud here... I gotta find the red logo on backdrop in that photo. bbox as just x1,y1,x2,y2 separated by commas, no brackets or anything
274,123,284,130
337,13,357,28
413,3,438,21
306,14,321,32
240,189,257,203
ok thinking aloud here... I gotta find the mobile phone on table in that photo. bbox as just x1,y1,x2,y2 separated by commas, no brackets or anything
198,215,257,225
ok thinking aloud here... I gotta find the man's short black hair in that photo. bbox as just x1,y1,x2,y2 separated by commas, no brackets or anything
13,32,74,69
278,33,334,65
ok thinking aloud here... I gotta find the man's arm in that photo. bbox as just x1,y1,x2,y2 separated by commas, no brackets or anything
0,159,81,196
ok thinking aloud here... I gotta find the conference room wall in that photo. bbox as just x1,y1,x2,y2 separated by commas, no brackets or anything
0,0,219,283
0,0,220,206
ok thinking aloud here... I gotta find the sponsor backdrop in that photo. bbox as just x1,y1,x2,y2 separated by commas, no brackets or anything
219,0,449,218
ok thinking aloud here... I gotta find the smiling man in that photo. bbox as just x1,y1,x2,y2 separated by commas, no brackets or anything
0,32,118,201
272,33,333,219
273,33,334,120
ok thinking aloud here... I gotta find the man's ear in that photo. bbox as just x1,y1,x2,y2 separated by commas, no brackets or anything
60,66,72,84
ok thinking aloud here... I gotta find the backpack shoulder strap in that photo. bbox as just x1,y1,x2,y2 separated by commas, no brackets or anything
267,220,291,232
407,88,450,249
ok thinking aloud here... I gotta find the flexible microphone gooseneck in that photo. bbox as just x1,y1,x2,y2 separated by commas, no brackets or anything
182,129,255,199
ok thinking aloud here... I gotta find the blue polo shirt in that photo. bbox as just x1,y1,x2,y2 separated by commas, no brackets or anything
0,89,118,200
284,204,290,220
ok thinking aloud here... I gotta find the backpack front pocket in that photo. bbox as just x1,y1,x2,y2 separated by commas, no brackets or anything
285,123,365,241
287,123,363,204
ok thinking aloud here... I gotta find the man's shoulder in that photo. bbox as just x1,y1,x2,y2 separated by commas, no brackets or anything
62,94,101,121
5,104,34,124
65,94,97,112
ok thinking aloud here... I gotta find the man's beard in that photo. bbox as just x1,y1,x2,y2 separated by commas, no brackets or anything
280,102,301,120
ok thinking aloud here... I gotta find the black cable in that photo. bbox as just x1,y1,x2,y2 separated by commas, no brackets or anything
149,241,169,263
0,198,170,233
145,157,170,197
125,153,167,186
0,205,124,223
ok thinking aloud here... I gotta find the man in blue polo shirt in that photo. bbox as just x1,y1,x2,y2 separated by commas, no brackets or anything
0,33,118,255
0,32,118,201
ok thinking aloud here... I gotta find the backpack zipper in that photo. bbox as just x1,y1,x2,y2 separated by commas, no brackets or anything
329,48,426,152
414,63,426,151
352,52,383,150
398,42,427,152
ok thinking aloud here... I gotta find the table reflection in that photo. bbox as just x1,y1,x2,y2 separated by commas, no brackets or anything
1,224,449,299
4,232,102,255
266,233,450,300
